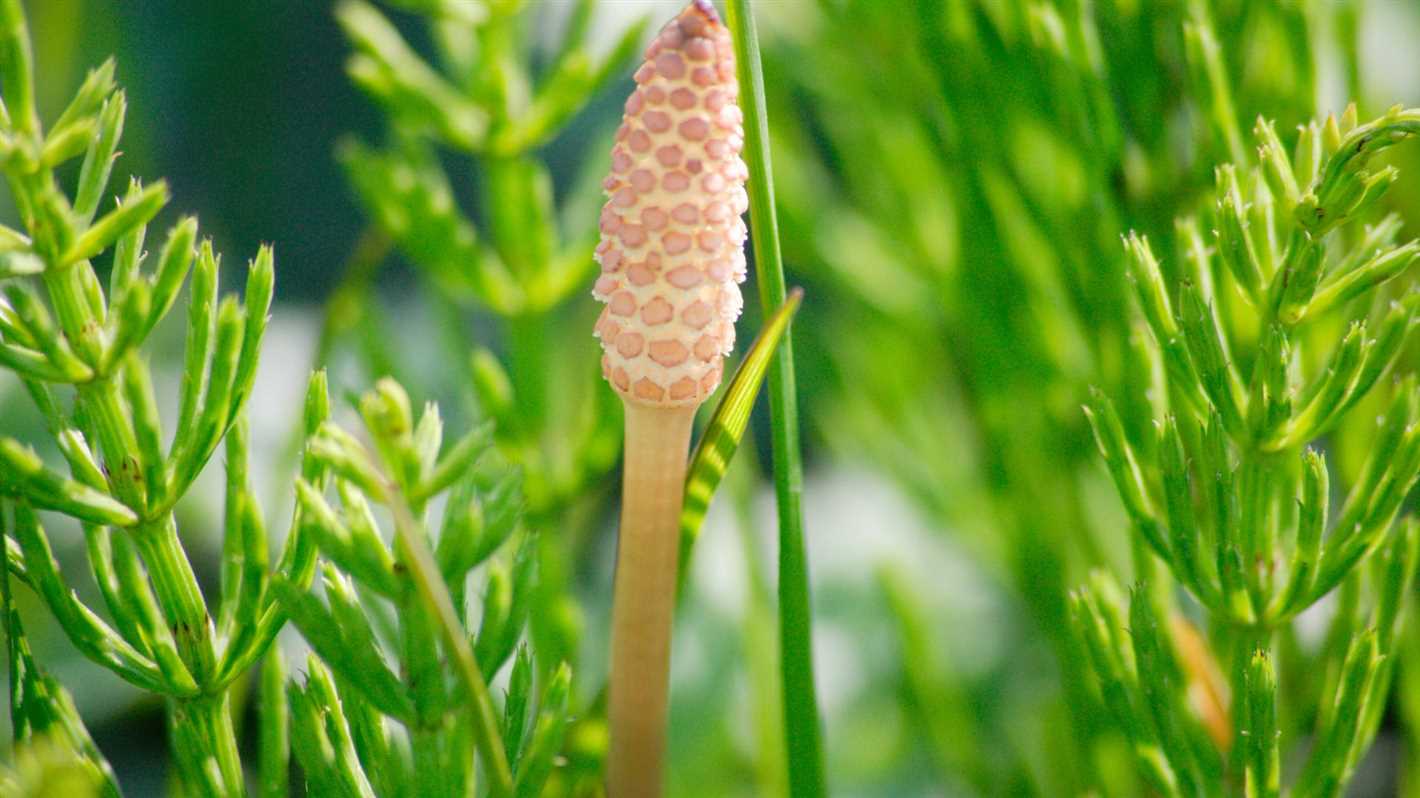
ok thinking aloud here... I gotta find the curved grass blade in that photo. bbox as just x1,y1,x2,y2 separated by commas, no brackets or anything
677,287,803,593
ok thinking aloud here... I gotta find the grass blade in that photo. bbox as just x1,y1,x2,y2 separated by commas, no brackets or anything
725,2,826,794
678,287,802,592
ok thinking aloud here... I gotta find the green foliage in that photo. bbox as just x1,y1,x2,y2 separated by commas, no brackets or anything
1080,100,1420,795
328,2,651,710
752,0,1420,793
278,376,567,798
0,0,310,791
724,3,825,795
8,0,1420,794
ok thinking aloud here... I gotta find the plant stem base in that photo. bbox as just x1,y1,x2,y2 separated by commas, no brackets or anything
608,403,696,798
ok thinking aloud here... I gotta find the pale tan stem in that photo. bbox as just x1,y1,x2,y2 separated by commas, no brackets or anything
608,402,697,798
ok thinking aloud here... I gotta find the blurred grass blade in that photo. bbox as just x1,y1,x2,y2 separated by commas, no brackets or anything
726,1,826,795
879,565,994,792
678,287,802,591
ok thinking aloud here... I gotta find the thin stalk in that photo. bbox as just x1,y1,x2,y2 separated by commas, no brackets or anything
259,647,290,798
725,2,826,795
169,692,244,797
134,516,240,796
133,517,216,683
387,491,514,798
608,403,695,798
0,0,39,136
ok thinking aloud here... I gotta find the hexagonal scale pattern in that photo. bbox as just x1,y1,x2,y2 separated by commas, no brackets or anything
592,0,748,408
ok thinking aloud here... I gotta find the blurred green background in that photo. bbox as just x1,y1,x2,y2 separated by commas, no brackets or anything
8,0,1420,795
22,0,374,300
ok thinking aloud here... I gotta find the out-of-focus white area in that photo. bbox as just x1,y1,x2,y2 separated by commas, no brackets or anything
693,464,1007,675
534,1,687,59
1362,1,1420,105
1312,1,1420,115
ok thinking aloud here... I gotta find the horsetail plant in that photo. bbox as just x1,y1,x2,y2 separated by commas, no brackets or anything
1080,105,1420,795
591,3,749,794
0,0,346,791
277,376,570,798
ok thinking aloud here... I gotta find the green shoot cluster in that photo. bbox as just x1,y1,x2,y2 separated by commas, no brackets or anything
280,377,569,798
1080,105,1420,796
0,0,286,790
0,1,560,794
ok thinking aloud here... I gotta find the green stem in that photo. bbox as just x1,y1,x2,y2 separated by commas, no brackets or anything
388,494,514,798
725,2,826,796
169,692,244,797
412,725,443,796
41,264,148,513
259,647,290,798
1334,3,1361,110
0,0,39,136
133,516,216,684
77,383,144,506
41,263,104,361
